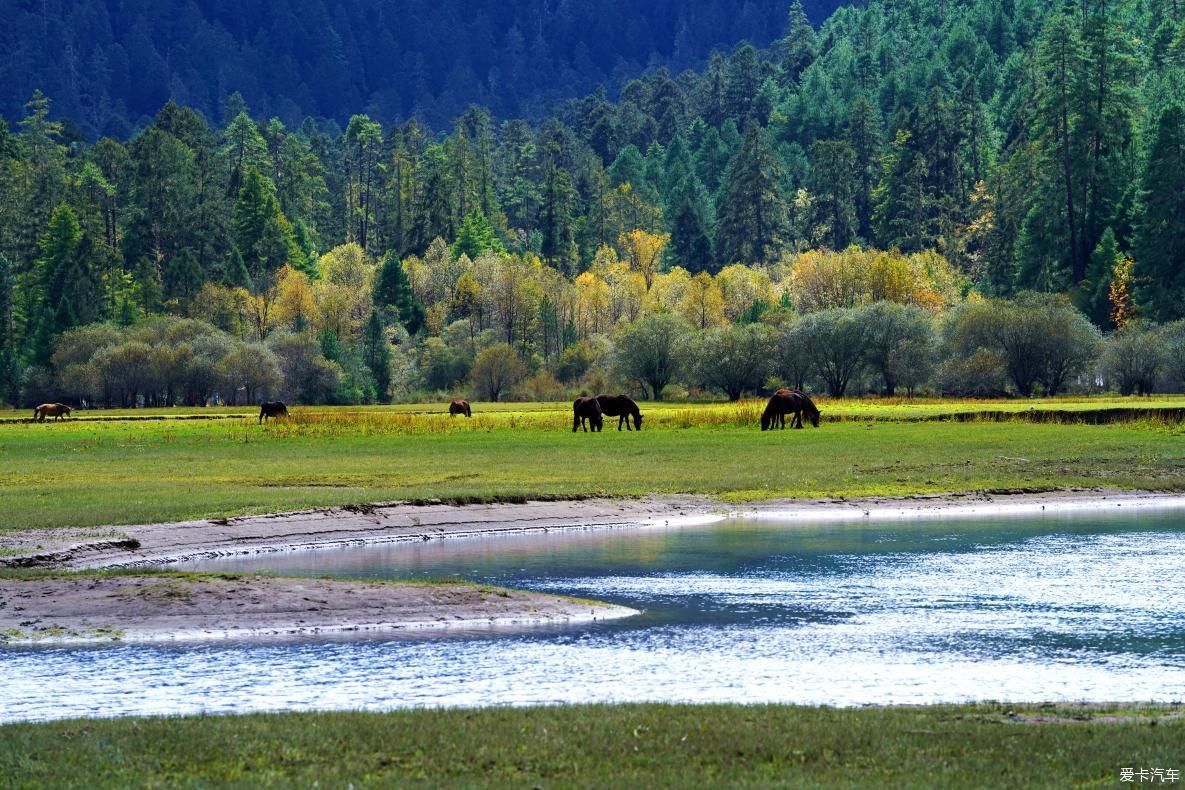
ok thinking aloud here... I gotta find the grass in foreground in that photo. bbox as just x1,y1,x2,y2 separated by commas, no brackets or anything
1,704,1181,787
3,398,1185,532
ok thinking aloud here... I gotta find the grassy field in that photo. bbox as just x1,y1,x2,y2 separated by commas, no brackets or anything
3,397,1185,532
1,703,1181,787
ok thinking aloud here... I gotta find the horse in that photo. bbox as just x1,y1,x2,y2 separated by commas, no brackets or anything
32,403,72,422
259,401,289,424
774,389,821,429
449,399,472,418
595,394,642,431
572,397,603,432
762,391,821,431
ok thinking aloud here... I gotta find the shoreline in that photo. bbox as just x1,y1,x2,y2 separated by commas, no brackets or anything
2,488,1184,571
0,575,638,645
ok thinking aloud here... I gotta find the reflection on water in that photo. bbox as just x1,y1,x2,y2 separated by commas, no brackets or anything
3,511,1185,722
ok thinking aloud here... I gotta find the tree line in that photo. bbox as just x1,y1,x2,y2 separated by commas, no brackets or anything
4,0,1185,406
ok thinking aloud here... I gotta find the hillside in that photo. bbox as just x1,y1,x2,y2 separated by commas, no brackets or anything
0,0,847,137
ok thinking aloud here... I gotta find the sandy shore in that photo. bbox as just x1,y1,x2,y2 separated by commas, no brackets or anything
0,574,638,644
3,488,1184,571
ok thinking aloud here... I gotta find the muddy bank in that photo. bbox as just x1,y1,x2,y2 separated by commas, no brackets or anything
0,574,637,644
3,489,1184,571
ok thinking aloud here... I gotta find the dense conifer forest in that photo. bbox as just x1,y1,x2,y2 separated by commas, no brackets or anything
0,0,840,135
2,0,1185,408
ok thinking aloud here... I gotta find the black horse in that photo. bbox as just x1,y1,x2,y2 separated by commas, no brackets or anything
595,394,643,431
259,401,289,424
572,397,603,432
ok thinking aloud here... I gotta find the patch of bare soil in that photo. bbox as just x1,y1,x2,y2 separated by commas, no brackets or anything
0,575,637,643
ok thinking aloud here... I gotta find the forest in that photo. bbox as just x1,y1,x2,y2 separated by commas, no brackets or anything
2,0,1185,408
0,0,839,136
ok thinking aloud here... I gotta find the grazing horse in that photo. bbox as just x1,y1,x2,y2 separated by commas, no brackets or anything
774,389,821,429
762,391,822,431
572,397,603,433
595,394,643,431
32,403,72,422
259,401,289,424
449,399,472,418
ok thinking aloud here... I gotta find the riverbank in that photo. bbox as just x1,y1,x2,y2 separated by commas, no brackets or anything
2,703,1181,787
3,489,1184,570
4,407,1185,533
0,573,637,644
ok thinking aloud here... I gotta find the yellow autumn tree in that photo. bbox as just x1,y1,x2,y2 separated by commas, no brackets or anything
678,271,727,330
618,228,670,290
271,265,318,331
575,271,611,336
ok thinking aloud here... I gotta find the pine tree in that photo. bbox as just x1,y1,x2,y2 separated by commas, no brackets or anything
715,123,789,265
808,140,859,250
1134,106,1185,320
1078,227,1122,326
362,309,392,403
668,176,716,273
541,165,578,273
778,0,817,82
873,130,933,252
232,167,303,280
451,210,505,259
374,251,426,334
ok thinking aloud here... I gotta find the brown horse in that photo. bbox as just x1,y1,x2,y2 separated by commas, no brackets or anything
449,399,472,418
595,394,642,431
762,391,821,430
259,401,288,424
572,397,603,432
32,403,72,422
774,389,821,429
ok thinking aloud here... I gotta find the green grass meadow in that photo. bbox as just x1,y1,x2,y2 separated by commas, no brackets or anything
3,397,1185,532
1,704,1181,788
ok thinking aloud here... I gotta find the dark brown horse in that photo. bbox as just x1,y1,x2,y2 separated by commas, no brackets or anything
775,389,821,429
449,399,472,418
572,397,603,432
762,391,821,430
595,394,642,431
259,401,289,424
32,403,72,422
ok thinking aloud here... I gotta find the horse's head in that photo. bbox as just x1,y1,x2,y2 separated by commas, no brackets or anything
62,405,73,415
809,409,820,428
633,412,643,430
760,412,771,431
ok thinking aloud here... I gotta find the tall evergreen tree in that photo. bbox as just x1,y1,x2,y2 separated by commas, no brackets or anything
715,123,789,265
541,164,579,273
1133,106,1185,321
232,167,304,281
374,251,426,334
808,140,859,250
778,0,818,82
361,309,392,403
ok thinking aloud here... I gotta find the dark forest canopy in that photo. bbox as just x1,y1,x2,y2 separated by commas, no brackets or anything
3,0,1185,406
0,0,845,137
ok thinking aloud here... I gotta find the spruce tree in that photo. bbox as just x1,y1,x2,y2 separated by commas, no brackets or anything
374,251,426,335
778,0,817,82
232,167,302,280
362,310,392,403
451,210,505,259
715,123,789,265
1134,106,1185,321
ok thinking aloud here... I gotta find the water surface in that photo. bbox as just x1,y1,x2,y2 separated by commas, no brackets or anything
3,510,1184,722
